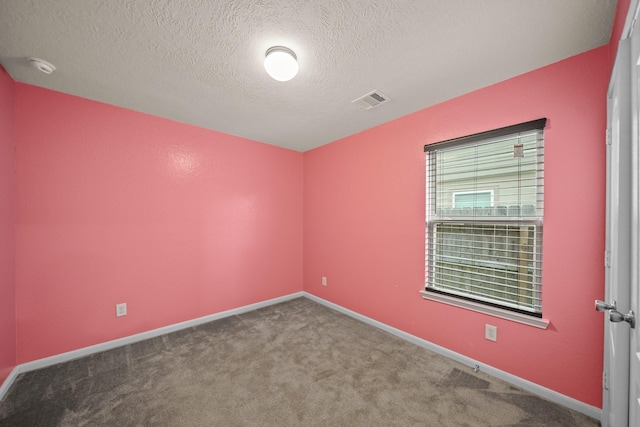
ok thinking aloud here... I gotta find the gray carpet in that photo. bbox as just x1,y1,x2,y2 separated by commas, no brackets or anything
0,297,599,426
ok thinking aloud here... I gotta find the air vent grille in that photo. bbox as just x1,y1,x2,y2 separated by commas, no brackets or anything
351,90,389,110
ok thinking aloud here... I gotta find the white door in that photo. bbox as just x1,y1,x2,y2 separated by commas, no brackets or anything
601,3,640,426
628,11,640,424
603,35,632,426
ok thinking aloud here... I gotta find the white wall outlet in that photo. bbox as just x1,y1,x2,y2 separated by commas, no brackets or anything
321,276,327,286
116,303,127,317
485,324,497,342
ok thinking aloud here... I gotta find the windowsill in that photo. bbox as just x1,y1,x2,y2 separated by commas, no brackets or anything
419,290,550,329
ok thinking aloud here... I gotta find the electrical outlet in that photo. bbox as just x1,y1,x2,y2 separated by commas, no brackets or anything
321,276,327,286
485,324,497,342
116,303,127,317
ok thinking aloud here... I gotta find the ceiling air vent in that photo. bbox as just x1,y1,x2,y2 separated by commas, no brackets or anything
351,90,389,110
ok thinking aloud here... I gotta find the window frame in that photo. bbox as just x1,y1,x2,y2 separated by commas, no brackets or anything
421,119,549,329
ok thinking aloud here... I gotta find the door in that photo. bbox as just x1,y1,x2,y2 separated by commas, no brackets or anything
628,12,640,425
602,3,640,425
603,35,632,426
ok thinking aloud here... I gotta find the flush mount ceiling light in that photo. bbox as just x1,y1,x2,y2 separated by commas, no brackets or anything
28,57,56,74
264,46,298,82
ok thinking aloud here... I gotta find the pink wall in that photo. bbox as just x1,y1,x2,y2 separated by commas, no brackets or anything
0,67,16,385
15,84,303,363
303,46,610,407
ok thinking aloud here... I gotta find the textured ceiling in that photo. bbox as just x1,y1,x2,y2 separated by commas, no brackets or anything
0,0,617,152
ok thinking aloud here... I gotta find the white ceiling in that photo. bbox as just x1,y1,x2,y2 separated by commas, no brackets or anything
0,0,617,152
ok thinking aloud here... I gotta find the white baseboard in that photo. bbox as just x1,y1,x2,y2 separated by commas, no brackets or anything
0,291,304,401
1,290,602,421
303,292,601,421
0,367,20,403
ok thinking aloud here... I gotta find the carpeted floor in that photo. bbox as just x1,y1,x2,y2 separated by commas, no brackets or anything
0,297,599,426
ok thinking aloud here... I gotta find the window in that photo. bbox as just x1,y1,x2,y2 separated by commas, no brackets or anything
423,119,546,322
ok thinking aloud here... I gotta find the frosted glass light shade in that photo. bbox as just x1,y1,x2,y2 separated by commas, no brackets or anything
264,46,298,81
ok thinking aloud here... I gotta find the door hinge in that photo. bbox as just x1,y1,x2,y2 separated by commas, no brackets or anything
606,128,612,145
604,250,611,268
603,371,609,390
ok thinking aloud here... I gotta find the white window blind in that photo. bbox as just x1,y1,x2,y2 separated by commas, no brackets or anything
425,119,546,316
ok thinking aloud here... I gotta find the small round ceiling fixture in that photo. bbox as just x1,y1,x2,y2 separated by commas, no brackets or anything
264,46,298,82
28,57,56,74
